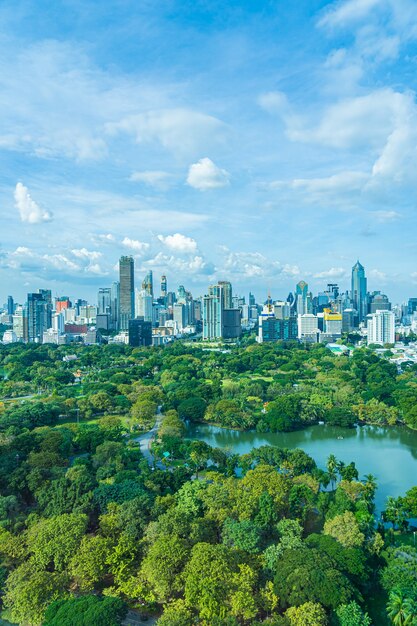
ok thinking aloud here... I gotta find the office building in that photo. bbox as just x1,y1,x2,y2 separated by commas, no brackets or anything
367,310,395,345
342,309,358,333
128,318,152,347
351,260,367,322
222,308,242,340
259,316,297,343
135,289,153,322
296,281,309,315
55,297,71,313
161,275,167,298
142,270,153,296
323,308,342,335
98,288,111,315
119,256,135,331
27,292,50,343
368,292,391,314
7,296,14,316
298,314,319,341
218,281,233,309
203,288,223,340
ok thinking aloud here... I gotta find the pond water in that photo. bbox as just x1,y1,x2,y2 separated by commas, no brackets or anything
186,423,417,513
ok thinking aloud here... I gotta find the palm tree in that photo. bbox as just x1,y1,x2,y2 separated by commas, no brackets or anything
326,454,338,490
387,590,417,625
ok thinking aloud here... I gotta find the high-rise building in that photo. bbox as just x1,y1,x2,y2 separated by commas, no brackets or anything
351,260,367,322
222,308,242,340
408,298,417,315
323,308,342,335
142,270,153,297
7,296,14,316
119,256,135,331
259,317,298,343
218,281,232,310
203,287,223,340
128,318,152,347
342,309,358,333
27,292,50,343
173,302,186,331
135,289,153,322
12,305,27,342
98,288,111,315
296,281,309,315
368,292,391,314
110,282,120,329
297,314,319,341
55,297,71,313
161,275,167,298
367,310,395,345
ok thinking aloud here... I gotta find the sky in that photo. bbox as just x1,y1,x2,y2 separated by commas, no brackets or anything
1,0,417,304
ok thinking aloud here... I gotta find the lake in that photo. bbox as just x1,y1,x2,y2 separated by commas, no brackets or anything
186,423,417,513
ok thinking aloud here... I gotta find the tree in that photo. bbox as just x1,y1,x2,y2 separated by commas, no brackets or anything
335,601,372,626
285,601,327,625
141,534,189,601
387,590,417,626
156,599,194,626
69,535,112,590
326,454,338,490
3,562,69,625
324,512,365,548
28,513,88,571
44,595,128,626
274,548,355,610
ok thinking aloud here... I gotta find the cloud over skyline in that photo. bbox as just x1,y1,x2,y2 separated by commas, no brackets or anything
0,0,417,302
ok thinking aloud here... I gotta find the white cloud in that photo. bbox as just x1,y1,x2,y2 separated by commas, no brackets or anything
71,248,102,261
258,91,290,115
372,210,401,222
107,109,227,157
186,157,230,191
319,0,383,29
219,249,300,281
143,252,212,275
122,237,150,253
157,233,197,253
129,170,172,188
314,267,347,279
14,182,52,224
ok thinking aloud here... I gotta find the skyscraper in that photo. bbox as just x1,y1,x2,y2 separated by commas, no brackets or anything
142,270,153,297
97,287,111,315
203,286,223,340
7,296,14,316
27,292,49,342
218,281,232,309
161,275,167,298
351,260,367,322
296,281,308,315
111,281,120,329
119,256,135,331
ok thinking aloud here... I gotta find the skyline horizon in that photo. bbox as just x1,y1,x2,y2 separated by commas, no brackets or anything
1,254,411,308
1,1,417,304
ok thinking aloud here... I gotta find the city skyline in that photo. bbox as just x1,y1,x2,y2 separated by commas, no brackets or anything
1,1,417,301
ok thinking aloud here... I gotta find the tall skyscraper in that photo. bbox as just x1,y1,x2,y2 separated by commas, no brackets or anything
27,292,50,343
111,281,120,329
218,281,232,309
351,260,367,322
203,285,223,340
119,256,135,331
7,296,14,316
295,281,308,315
142,270,153,297
161,275,167,298
97,287,111,315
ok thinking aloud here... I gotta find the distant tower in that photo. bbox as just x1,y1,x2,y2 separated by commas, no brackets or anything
161,275,167,298
142,270,154,297
218,281,233,310
351,261,367,322
295,281,308,315
119,256,135,331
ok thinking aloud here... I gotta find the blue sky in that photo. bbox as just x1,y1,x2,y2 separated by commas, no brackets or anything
1,0,417,304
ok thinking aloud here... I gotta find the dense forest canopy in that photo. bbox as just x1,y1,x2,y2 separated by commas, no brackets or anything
1,341,417,624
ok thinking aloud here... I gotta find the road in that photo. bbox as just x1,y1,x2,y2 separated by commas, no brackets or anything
133,407,165,469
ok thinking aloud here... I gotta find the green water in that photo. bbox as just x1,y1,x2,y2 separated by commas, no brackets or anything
186,423,417,513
